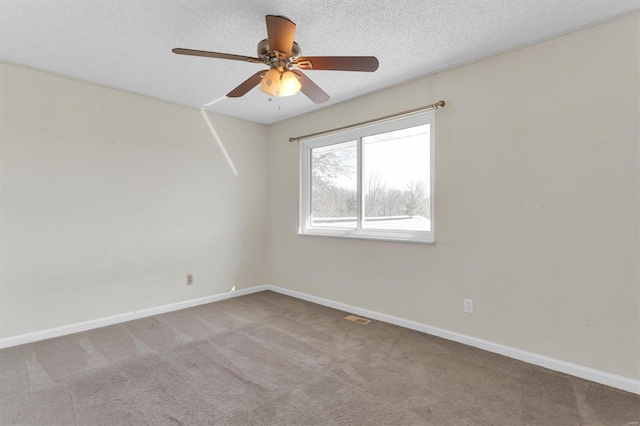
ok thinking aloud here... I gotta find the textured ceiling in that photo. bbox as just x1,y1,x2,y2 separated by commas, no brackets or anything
1,1,638,124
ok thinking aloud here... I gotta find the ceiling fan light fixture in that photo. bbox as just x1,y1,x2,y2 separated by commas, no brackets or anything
259,68,281,96
278,70,301,97
173,15,377,103
259,68,301,98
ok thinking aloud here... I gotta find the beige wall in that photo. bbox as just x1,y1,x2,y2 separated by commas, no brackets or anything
0,63,268,338
267,14,640,380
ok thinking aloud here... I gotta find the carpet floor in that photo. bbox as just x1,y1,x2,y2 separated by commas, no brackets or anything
1,290,638,425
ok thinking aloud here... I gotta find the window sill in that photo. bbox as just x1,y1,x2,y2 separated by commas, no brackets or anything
297,231,435,244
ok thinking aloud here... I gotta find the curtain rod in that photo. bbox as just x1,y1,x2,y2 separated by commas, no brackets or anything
288,100,445,143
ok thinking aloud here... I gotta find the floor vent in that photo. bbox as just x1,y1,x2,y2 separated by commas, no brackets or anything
344,315,371,324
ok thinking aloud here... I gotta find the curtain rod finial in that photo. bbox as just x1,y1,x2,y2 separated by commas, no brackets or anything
437,100,445,108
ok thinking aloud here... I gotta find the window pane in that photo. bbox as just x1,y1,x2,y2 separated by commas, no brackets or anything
363,124,430,231
311,140,357,228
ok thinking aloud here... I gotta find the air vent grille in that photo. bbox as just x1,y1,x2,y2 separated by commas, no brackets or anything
344,315,371,324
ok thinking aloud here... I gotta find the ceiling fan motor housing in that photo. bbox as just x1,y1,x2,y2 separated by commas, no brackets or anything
258,39,301,66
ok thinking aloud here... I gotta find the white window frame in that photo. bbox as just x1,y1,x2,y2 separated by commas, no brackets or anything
299,110,435,243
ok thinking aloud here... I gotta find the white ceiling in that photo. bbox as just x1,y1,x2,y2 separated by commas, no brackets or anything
1,1,638,124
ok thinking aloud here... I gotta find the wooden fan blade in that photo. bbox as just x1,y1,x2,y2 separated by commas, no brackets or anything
295,56,379,72
265,15,296,59
227,70,267,97
292,71,330,104
172,48,262,64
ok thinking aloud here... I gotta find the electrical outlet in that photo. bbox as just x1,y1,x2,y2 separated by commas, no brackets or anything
464,299,473,314
187,274,193,285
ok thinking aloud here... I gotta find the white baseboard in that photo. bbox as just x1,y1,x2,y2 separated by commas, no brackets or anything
0,285,268,350
265,285,640,395
2,283,637,395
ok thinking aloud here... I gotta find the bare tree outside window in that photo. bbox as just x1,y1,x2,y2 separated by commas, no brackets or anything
311,141,357,227
363,125,430,231
404,180,429,217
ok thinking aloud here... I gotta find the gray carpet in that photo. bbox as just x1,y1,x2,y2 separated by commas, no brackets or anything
1,290,638,425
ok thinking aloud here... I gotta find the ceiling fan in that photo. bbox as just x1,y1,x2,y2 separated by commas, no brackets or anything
172,15,379,104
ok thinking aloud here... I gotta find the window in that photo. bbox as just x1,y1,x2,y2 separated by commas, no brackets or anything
299,110,434,243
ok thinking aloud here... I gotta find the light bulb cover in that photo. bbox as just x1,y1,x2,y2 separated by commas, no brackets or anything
278,71,301,97
259,68,281,96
